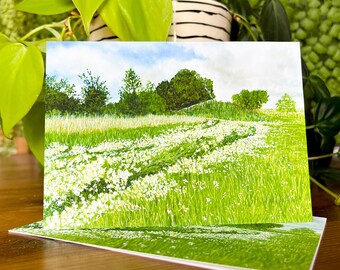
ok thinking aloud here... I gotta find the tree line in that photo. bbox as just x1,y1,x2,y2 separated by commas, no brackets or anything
46,68,296,116
46,68,215,116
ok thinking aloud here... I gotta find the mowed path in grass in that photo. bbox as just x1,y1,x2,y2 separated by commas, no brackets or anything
44,111,312,229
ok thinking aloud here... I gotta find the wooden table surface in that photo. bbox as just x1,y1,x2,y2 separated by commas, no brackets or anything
1,154,340,270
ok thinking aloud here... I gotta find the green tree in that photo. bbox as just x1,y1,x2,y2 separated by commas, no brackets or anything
138,81,166,115
101,102,118,115
276,93,296,112
79,70,110,114
232,89,269,110
45,75,80,114
156,69,215,111
119,68,142,98
117,69,142,115
117,70,165,116
155,80,174,108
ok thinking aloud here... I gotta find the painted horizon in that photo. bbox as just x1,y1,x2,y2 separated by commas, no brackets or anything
43,42,312,229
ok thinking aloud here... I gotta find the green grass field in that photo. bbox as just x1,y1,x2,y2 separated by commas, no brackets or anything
14,217,324,270
44,101,312,229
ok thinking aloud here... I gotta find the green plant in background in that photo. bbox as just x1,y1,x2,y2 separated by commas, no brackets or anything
0,0,26,40
0,0,339,201
280,0,340,96
0,0,173,164
15,0,173,40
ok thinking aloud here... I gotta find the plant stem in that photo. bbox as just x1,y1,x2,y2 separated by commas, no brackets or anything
233,14,258,41
305,125,316,129
20,23,65,42
310,176,340,205
308,152,338,160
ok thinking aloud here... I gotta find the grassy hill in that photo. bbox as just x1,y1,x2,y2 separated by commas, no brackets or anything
175,100,273,122
176,100,304,123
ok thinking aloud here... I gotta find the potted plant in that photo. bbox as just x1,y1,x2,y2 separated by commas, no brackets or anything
0,0,339,202
88,0,232,41
14,0,173,41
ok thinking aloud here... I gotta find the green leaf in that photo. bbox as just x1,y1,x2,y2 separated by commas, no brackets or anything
301,58,309,82
98,0,172,41
0,33,10,44
15,0,74,15
72,0,106,36
259,0,291,41
314,97,340,137
313,167,340,184
24,38,59,53
23,102,45,165
0,42,44,137
228,0,254,19
307,75,331,102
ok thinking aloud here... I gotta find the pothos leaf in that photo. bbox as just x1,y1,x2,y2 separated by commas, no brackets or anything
98,0,173,41
0,42,44,137
0,33,10,43
23,102,45,165
15,0,74,15
24,38,59,53
72,0,106,36
259,0,291,41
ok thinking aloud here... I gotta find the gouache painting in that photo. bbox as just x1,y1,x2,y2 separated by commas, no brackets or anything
11,217,326,270
43,42,312,229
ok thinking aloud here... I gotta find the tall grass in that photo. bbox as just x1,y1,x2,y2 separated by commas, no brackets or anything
88,121,311,228
45,115,206,147
46,114,206,133
176,100,271,121
16,219,322,270
43,108,312,228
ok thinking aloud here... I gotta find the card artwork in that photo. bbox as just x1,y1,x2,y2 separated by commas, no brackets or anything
43,42,312,229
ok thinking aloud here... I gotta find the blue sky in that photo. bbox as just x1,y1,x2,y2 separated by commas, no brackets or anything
46,42,304,108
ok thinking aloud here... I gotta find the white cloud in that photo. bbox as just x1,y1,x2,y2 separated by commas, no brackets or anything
46,42,304,108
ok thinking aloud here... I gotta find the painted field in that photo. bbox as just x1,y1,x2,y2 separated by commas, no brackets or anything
12,217,325,270
44,109,312,229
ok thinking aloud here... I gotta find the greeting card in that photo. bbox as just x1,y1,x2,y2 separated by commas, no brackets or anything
12,217,326,270
11,41,321,270
42,42,312,228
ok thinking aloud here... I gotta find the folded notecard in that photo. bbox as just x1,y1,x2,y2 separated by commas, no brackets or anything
11,217,326,270
10,41,322,270
42,41,312,229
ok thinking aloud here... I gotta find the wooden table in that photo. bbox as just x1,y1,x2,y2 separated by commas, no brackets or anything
1,154,339,270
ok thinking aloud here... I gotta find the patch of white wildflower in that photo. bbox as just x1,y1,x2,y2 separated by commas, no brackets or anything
44,118,271,229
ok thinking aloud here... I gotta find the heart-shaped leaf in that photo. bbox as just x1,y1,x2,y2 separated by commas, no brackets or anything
24,38,59,53
0,42,44,137
72,0,106,36
259,0,291,41
314,97,340,137
15,0,74,15
23,102,45,165
98,0,172,41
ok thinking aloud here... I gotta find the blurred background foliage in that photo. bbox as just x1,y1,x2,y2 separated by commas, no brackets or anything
3,0,337,92
0,0,85,41
274,0,339,97
0,0,339,155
